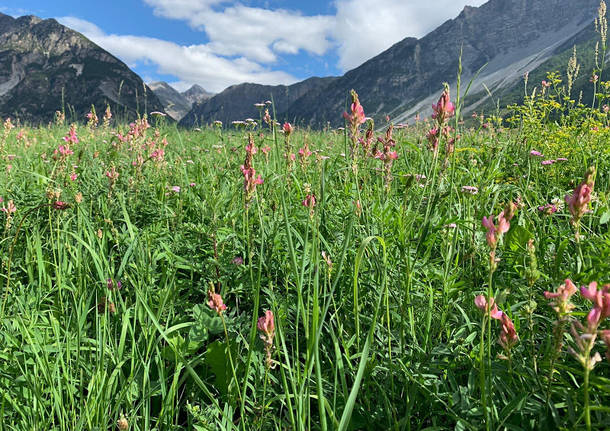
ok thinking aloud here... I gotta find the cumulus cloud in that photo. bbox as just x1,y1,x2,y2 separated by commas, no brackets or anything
59,1,490,91
57,16,297,93
144,0,335,63
143,0,488,72
333,0,488,71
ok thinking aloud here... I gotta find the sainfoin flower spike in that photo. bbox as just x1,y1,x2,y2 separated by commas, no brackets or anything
565,166,595,230
544,279,578,315
257,310,276,369
342,89,366,126
432,84,455,125
474,295,503,320
207,287,227,316
579,282,610,331
498,313,519,351
257,310,275,344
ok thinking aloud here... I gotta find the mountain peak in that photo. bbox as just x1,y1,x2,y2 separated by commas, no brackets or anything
0,12,166,123
280,0,601,126
148,81,194,121
182,84,214,105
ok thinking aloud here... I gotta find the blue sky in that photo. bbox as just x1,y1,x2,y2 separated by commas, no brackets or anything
0,0,486,93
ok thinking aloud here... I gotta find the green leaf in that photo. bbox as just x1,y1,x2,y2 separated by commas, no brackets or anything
600,210,610,225
554,239,570,276
193,304,224,336
505,225,532,252
206,341,230,397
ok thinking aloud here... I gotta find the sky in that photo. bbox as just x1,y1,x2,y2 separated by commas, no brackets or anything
0,0,487,94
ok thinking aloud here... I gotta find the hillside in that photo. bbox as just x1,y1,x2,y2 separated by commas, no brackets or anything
0,13,166,123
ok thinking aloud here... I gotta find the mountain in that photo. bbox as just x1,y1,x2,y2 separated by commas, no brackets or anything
149,81,192,121
149,82,214,121
0,13,166,124
182,84,213,105
180,0,604,128
287,0,599,124
283,0,603,126
179,76,337,127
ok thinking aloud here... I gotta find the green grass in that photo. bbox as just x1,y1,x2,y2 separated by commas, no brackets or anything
0,68,609,431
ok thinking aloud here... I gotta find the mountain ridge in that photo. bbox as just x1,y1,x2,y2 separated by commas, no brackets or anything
180,0,603,127
179,76,337,127
0,12,166,124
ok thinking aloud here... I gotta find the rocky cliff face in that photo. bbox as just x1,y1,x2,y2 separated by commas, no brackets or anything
149,81,191,121
0,13,165,124
149,82,214,120
282,0,603,126
182,84,213,105
179,77,336,127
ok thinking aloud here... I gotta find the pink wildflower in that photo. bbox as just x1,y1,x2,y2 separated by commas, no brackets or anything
544,279,578,314
482,216,499,249
150,148,165,162
258,310,276,369
302,194,316,209
298,145,312,159
474,295,503,320
426,128,439,152
283,122,293,135
342,90,366,126
53,201,69,210
431,87,455,124
257,310,275,342
580,282,610,331
63,124,79,144
565,167,595,226
538,203,557,215
105,167,119,182
107,278,122,290
530,150,543,157
54,145,74,158
207,287,227,316
1,199,16,214
498,313,519,350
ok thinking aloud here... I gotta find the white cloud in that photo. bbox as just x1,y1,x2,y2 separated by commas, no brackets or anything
143,0,489,72
58,1,491,92
144,0,335,63
57,16,297,93
57,16,105,38
333,0,488,71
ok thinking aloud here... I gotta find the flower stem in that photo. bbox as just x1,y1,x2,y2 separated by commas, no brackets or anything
221,314,240,402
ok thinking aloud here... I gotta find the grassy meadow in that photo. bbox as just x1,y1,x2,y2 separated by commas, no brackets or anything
1,56,610,430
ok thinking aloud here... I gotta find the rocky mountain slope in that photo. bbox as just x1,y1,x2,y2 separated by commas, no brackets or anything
179,77,336,127
282,0,602,126
149,82,213,121
180,0,603,128
182,84,214,105
0,13,166,124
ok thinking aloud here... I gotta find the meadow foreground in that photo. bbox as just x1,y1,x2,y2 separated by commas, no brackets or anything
0,82,609,430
